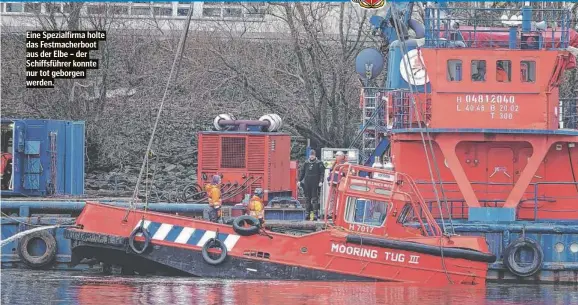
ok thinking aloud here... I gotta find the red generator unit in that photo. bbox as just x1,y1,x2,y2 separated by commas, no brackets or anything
197,131,292,204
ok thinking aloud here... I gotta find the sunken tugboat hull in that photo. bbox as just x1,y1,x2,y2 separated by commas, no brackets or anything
66,165,495,285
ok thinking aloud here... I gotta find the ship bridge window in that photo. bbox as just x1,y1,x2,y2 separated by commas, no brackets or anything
496,60,511,83
447,59,463,81
521,61,536,82
471,60,486,82
344,196,388,227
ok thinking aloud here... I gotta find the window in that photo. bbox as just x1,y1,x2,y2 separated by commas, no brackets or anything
447,59,463,81
521,60,536,82
202,2,266,19
471,60,486,82
496,60,511,82
5,3,23,13
344,197,388,227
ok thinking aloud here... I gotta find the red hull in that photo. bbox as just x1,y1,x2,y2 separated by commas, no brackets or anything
68,202,493,286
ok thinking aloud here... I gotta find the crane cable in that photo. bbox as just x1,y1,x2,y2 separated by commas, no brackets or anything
122,2,195,222
390,4,454,284
390,5,454,235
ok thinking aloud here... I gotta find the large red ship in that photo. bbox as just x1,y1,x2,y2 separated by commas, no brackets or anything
354,2,578,283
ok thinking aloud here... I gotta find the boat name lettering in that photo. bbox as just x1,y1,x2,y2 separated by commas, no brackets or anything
348,223,375,233
384,251,421,264
330,243,378,259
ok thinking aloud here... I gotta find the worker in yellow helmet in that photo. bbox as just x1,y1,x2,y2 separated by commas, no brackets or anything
204,175,222,222
247,188,265,226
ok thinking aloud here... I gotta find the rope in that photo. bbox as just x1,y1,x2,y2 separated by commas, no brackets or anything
390,5,453,284
122,3,195,222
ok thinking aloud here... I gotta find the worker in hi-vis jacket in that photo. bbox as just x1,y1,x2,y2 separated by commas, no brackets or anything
298,150,325,221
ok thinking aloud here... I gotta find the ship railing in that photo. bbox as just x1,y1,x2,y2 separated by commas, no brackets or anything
391,89,431,129
424,6,571,50
413,181,578,221
559,97,578,129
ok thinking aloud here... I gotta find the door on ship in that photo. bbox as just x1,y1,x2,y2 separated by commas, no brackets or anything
487,147,514,207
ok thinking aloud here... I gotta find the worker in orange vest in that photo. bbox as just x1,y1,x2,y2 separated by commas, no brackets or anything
204,175,222,222
496,62,509,82
247,188,265,226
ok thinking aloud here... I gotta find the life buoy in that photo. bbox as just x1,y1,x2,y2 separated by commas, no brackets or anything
17,230,57,269
129,225,151,254
503,237,543,277
232,215,260,236
202,238,227,265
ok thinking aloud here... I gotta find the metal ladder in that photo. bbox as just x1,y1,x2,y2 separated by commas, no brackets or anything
360,88,387,164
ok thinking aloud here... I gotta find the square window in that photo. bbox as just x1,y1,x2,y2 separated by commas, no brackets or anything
471,60,486,82
521,61,536,82
447,59,463,81
203,7,221,17
496,60,511,82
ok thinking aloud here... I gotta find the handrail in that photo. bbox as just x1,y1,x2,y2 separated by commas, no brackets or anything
413,180,578,221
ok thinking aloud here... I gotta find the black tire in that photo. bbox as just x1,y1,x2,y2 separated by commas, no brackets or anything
201,238,227,265
232,215,261,236
17,230,57,269
503,237,543,277
129,225,151,254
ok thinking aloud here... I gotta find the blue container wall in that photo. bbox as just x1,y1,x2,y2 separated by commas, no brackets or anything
1,119,85,196
386,40,430,93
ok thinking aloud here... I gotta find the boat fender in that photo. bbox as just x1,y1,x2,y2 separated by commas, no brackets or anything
232,215,261,236
503,237,543,277
129,225,151,254
17,230,57,269
202,238,228,265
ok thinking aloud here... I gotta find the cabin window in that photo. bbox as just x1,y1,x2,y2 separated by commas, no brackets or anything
521,61,536,82
496,60,511,83
344,196,388,227
447,59,462,81
471,60,486,82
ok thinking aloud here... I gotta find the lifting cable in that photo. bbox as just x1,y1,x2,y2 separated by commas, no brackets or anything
390,5,455,235
390,5,454,284
122,3,195,222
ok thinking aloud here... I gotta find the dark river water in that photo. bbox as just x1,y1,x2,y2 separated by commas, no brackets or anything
1,270,577,305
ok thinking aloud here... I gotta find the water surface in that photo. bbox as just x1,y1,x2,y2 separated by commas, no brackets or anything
1,270,577,305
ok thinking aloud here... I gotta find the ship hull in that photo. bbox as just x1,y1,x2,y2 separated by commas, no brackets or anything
64,202,493,286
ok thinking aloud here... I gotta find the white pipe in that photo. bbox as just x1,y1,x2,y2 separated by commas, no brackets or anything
0,225,59,247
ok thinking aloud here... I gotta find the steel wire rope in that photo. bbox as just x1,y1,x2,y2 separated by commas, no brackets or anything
122,3,195,222
390,6,455,235
390,5,454,284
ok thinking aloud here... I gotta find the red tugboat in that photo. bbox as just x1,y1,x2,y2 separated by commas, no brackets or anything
64,162,494,285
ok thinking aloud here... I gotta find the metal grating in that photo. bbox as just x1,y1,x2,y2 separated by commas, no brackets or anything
247,137,265,171
201,135,219,170
220,137,246,168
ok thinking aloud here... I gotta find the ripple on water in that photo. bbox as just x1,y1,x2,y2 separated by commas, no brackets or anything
1,270,577,305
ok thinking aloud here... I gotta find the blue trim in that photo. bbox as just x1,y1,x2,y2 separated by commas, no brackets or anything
164,225,184,242
386,128,578,136
186,229,206,245
146,222,162,237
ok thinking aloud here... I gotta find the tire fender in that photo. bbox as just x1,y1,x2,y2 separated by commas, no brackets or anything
503,237,543,277
17,230,57,269
232,215,261,236
202,238,228,265
129,225,151,254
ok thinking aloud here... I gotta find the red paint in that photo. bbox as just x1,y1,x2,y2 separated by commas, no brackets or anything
72,164,492,286
197,132,291,203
